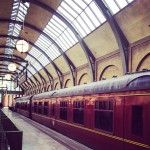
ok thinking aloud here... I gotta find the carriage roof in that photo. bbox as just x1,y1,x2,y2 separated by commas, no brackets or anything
16,71,150,101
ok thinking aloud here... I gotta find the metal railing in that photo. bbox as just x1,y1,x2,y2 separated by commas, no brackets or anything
0,110,22,150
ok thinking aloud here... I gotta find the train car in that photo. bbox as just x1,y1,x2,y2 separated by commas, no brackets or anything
15,95,32,118
15,71,150,150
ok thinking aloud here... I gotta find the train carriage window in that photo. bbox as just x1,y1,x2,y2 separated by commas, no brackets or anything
43,102,48,116
25,102,27,110
15,102,19,109
60,101,68,121
51,103,55,117
34,102,37,113
73,100,84,125
132,105,143,136
38,102,42,114
94,100,114,132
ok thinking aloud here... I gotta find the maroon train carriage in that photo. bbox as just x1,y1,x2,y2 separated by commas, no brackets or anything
15,95,31,118
15,71,150,150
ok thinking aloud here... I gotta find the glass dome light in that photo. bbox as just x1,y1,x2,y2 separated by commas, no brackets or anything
5,74,11,80
8,63,16,72
16,39,29,52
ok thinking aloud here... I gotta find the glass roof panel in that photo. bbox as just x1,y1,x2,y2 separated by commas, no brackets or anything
25,55,35,65
115,0,128,9
55,39,66,51
72,19,86,37
8,0,134,79
60,1,78,18
27,66,36,75
58,6,74,22
29,48,41,58
89,2,106,24
32,61,42,71
81,11,95,31
102,0,119,14
28,72,32,78
38,55,49,66
4,0,30,72
44,28,58,39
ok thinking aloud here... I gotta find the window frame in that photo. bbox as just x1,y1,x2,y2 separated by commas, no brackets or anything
73,99,85,125
94,98,114,133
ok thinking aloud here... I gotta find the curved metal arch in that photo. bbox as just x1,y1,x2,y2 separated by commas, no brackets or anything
26,52,49,87
64,79,71,88
0,53,28,63
0,63,36,87
24,0,96,82
78,73,88,85
1,45,46,86
21,82,29,90
0,61,36,90
0,34,61,89
136,53,150,71
0,52,38,88
94,0,129,74
0,19,76,86
0,35,53,88
99,65,115,80
0,50,41,88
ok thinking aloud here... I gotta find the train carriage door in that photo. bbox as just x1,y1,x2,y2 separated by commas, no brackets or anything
93,97,125,150
29,96,33,119
124,95,150,150
51,99,57,129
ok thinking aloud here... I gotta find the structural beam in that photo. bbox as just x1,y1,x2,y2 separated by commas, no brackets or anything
94,0,129,74
24,0,96,82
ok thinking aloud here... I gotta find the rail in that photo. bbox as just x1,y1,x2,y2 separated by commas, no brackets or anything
0,109,23,150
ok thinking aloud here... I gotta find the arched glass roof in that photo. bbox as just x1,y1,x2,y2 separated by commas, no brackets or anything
7,0,134,79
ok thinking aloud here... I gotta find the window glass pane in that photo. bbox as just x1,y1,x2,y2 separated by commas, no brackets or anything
32,61,42,71
103,0,120,14
90,2,106,23
53,15,67,29
84,7,99,27
80,11,95,31
27,66,36,75
65,28,77,44
25,55,35,64
64,0,82,14
115,0,128,9
29,48,41,58
132,105,143,136
38,55,49,66
56,38,66,51
58,6,74,22
61,1,78,18
72,20,86,37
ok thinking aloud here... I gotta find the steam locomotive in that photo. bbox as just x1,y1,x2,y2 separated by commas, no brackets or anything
15,71,150,150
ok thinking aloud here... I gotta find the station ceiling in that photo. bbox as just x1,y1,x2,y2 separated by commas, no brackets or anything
0,0,145,92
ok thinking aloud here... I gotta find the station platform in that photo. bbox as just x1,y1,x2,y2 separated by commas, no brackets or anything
2,108,92,150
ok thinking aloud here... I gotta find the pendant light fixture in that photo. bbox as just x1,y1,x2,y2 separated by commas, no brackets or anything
16,39,29,52
4,74,11,80
8,63,16,72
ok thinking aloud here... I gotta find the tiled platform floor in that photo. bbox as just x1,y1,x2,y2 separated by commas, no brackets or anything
2,108,92,150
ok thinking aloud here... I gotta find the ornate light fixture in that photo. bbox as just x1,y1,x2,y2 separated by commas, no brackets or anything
5,74,11,80
8,63,16,72
16,39,29,52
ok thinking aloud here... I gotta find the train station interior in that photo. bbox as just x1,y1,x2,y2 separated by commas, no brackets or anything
0,0,150,150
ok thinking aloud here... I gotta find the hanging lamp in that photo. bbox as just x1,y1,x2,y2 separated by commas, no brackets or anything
5,74,11,80
16,39,29,52
8,63,16,72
